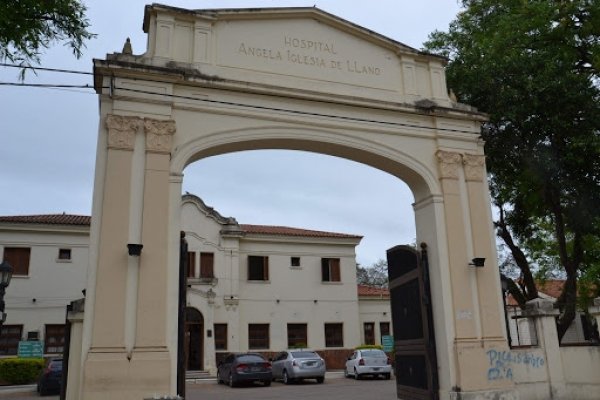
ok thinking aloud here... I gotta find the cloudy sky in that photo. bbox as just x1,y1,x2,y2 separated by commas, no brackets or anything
0,0,463,266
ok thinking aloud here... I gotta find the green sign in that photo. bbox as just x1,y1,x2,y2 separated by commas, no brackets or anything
382,335,394,353
18,341,44,358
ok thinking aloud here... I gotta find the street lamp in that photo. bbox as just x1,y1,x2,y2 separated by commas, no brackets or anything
0,261,14,328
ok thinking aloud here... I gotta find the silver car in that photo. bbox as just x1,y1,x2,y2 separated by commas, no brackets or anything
271,350,326,384
344,349,392,380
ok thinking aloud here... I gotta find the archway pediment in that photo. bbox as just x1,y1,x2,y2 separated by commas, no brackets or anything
135,5,453,106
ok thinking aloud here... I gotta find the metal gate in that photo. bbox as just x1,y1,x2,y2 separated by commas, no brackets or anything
386,244,438,400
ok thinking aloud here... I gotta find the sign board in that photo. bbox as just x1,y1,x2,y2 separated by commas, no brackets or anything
381,335,394,353
18,341,44,358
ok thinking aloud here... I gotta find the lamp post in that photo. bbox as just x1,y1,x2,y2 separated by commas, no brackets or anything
0,261,14,329
500,275,512,347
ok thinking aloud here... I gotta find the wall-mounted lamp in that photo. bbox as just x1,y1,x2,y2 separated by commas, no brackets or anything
127,243,143,256
469,257,486,267
314,299,318,304
276,299,280,304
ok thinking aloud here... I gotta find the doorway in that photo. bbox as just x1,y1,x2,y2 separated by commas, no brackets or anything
185,307,204,371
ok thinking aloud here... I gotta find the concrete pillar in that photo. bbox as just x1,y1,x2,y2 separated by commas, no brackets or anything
65,299,85,400
436,151,516,399
588,298,600,340
524,298,567,399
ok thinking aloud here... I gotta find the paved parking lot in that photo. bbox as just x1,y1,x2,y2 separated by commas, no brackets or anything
0,374,397,400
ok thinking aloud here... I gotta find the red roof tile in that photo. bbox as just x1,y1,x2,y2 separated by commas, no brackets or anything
0,214,91,226
357,284,390,297
240,224,362,239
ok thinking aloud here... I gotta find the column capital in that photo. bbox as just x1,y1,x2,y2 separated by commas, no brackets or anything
435,150,462,180
105,114,144,151
144,118,176,154
462,154,486,182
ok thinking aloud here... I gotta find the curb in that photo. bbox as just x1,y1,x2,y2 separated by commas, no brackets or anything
0,384,37,394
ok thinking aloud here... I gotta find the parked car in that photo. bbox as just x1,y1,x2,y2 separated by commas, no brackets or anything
37,358,63,396
271,350,326,384
216,353,272,387
344,349,392,380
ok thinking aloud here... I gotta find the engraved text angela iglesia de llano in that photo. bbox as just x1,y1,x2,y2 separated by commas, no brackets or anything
237,35,382,76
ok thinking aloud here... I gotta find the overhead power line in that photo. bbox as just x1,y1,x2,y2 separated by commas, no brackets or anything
0,63,93,76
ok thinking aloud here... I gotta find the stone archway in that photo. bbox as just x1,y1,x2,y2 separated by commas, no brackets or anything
76,5,516,400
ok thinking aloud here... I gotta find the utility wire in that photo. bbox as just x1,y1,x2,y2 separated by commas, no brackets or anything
0,63,93,76
1,62,481,134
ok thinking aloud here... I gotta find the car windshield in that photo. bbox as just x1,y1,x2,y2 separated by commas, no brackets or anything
360,350,386,358
291,351,319,358
237,355,265,363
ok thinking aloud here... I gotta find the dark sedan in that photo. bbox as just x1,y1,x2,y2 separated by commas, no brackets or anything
216,353,272,388
37,358,63,396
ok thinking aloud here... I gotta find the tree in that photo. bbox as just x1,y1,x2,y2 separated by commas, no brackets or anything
356,259,388,288
425,0,600,341
0,0,95,76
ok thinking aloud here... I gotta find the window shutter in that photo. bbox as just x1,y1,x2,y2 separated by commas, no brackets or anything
332,259,341,281
200,252,214,278
263,257,269,280
186,252,196,278
3,248,30,276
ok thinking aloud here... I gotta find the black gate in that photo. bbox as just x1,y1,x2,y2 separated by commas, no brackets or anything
386,244,438,400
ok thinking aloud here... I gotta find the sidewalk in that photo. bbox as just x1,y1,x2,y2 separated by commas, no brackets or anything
0,384,37,395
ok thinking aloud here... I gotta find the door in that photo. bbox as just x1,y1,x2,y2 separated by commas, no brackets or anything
386,244,438,400
185,307,204,371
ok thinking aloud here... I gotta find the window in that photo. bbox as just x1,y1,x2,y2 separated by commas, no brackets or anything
287,323,308,348
214,323,227,350
364,322,375,345
290,257,301,267
58,248,71,261
248,256,269,281
186,251,196,278
45,324,66,354
321,258,341,282
200,252,214,279
325,323,344,347
3,247,30,276
380,322,390,340
248,324,269,349
0,325,22,355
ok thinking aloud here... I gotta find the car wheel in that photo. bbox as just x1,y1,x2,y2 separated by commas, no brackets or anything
228,373,236,388
354,368,361,380
263,380,271,387
316,376,324,384
283,370,292,385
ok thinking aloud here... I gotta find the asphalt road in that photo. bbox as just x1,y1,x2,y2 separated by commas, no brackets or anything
0,375,397,400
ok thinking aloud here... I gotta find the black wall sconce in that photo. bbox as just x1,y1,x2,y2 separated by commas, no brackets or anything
127,243,143,256
469,257,486,267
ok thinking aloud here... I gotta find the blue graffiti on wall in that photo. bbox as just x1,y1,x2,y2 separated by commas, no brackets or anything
486,350,545,381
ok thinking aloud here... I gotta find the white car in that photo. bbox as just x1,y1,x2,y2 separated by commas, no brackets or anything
344,349,392,380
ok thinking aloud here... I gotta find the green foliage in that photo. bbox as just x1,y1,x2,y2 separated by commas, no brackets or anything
0,358,45,385
425,0,600,340
0,0,95,76
289,343,307,349
356,259,388,288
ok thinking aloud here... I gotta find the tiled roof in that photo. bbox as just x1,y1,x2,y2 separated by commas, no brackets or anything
357,284,390,297
0,214,91,226
506,279,570,306
0,215,361,239
240,224,362,239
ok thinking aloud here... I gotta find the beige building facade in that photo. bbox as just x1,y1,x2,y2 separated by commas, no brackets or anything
81,5,513,400
0,198,389,373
